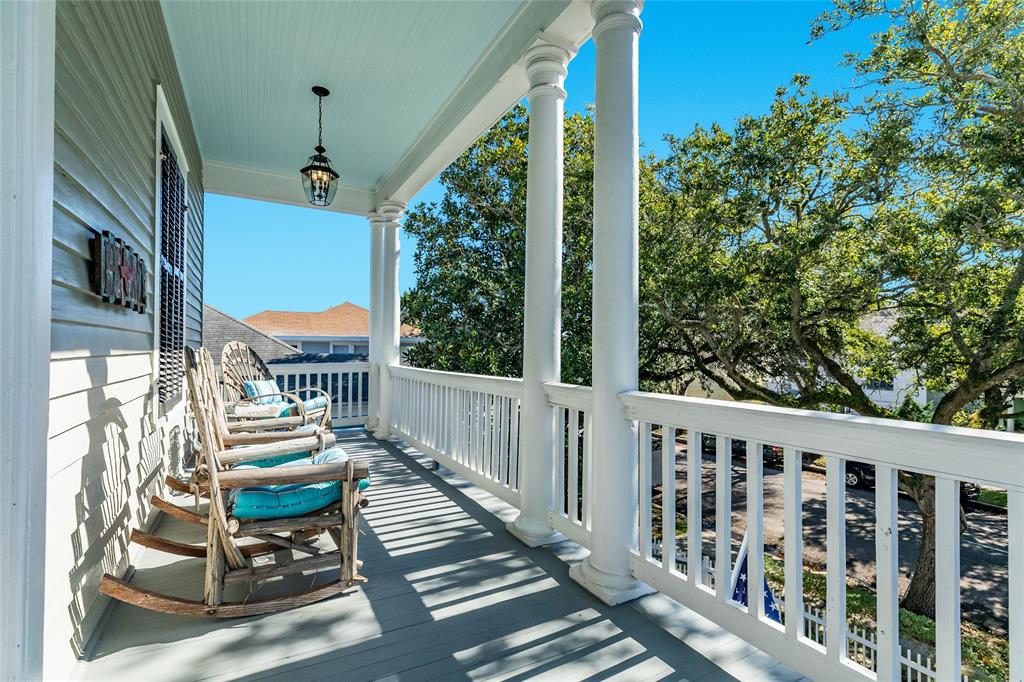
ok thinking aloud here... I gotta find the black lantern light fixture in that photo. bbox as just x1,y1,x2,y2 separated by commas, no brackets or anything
299,86,339,207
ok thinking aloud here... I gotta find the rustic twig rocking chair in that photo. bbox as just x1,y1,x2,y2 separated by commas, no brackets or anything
100,346,368,617
221,341,332,430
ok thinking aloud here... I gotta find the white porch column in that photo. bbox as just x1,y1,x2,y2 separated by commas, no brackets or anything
0,0,54,678
569,0,653,605
367,212,384,430
508,41,574,547
373,202,404,439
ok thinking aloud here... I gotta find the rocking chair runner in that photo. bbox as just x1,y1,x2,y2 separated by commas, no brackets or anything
222,341,333,430
100,346,369,617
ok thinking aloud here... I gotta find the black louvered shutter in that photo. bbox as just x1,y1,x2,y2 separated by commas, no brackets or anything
158,135,186,403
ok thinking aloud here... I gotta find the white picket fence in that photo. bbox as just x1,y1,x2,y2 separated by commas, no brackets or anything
649,541,973,682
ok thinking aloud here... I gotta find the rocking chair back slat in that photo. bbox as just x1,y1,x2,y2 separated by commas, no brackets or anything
222,341,275,404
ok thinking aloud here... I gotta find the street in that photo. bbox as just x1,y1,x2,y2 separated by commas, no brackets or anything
651,449,1009,633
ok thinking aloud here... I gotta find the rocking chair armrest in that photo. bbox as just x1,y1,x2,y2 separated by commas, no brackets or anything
216,460,370,488
216,433,336,466
221,429,328,447
238,392,309,417
225,416,305,433
291,387,332,402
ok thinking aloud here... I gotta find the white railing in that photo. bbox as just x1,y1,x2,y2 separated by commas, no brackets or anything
388,365,523,506
651,542,972,682
544,383,593,546
619,390,1023,682
268,361,370,427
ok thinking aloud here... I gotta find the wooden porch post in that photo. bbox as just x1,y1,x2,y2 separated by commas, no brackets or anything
569,0,653,605
373,203,404,439
0,0,55,677
507,40,574,547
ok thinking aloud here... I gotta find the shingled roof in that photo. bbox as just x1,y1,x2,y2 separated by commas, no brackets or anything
202,305,300,366
243,302,419,338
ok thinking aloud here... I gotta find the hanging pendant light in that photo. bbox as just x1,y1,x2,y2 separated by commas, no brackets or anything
300,85,339,207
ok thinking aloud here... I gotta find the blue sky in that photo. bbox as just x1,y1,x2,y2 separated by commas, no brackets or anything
205,0,879,320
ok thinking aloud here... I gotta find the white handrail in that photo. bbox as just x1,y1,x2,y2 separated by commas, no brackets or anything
388,365,522,506
390,364,523,398
619,390,1024,490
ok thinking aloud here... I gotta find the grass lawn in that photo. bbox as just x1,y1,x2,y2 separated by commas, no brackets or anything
977,487,1008,508
763,556,1008,680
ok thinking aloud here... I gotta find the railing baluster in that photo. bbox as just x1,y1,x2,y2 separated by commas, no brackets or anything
568,408,580,523
716,436,732,600
826,455,847,662
1011,489,1022,682
687,428,702,586
875,464,900,681
555,407,565,515
582,411,592,530
640,421,652,560
509,396,520,490
748,441,764,618
935,476,961,681
783,446,803,638
662,426,677,573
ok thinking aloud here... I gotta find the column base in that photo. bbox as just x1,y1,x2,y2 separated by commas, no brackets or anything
506,518,566,548
372,428,391,440
569,557,655,606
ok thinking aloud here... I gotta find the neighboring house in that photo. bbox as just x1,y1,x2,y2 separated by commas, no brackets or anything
202,304,300,367
244,302,421,356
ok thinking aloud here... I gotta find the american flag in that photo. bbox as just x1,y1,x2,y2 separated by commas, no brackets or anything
730,532,783,623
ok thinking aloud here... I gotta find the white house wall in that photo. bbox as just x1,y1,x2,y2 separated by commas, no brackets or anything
47,2,203,676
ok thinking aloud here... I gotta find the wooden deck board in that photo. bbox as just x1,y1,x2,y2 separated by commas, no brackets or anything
77,429,800,682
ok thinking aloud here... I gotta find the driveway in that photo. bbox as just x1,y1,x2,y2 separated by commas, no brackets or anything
652,448,1009,633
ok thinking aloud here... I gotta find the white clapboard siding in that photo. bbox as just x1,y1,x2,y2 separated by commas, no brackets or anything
45,2,202,678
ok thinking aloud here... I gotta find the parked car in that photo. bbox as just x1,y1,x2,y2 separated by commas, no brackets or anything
700,434,783,466
838,459,980,501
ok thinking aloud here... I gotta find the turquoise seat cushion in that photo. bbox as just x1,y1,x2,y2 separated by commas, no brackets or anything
229,447,369,520
275,395,330,418
243,379,284,405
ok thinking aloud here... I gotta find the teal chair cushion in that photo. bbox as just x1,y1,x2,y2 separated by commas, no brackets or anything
275,395,330,418
243,379,284,405
229,447,369,520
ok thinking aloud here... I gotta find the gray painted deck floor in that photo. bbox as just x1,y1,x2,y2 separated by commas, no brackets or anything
77,430,808,682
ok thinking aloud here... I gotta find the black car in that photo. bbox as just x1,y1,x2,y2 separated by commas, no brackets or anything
840,459,979,501
700,434,783,466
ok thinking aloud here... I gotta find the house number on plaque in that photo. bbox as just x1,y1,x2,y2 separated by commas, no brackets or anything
89,230,148,313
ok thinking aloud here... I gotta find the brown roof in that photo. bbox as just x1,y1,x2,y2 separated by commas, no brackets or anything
243,302,419,338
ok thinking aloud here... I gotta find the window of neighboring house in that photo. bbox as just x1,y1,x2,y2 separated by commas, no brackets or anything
157,133,186,403
865,377,895,391
303,341,331,354
353,345,369,355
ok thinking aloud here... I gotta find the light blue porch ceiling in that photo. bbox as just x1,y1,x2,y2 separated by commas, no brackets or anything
161,0,590,215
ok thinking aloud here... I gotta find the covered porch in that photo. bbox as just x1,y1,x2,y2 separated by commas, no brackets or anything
80,430,789,681
2,0,1022,680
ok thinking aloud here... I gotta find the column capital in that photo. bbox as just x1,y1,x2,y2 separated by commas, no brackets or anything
524,40,574,100
377,201,406,225
591,0,642,36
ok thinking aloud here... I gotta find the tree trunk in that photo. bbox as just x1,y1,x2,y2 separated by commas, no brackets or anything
900,475,936,618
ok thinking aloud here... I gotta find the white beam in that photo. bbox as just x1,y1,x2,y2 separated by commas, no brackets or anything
203,160,377,216
507,40,574,548
0,1,55,678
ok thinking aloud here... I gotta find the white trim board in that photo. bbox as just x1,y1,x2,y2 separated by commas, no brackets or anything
0,1,56,678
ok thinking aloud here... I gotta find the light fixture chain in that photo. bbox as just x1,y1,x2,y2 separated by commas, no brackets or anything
317,95,324,148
